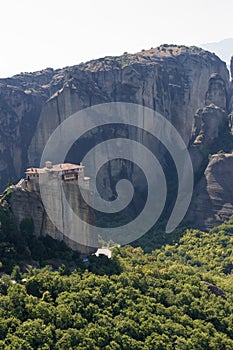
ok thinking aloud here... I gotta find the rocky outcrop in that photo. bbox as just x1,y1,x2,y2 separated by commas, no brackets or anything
0,44,232,237
187,68,233,230
186,153,233,230
203,281,226,299
205,73,227,110
231,56,233,79
9,189,44,235
189,105,228,174
0,84,44,190
27,46,230,203
229,57,233,116
0,46,227,196
28,46,229,168
192,106,227,145
9,182,96,256
187,72,229,197
0,68,68,192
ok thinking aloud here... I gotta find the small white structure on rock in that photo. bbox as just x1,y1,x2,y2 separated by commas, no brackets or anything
95,248,112,259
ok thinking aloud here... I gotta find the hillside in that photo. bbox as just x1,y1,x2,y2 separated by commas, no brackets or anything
0,208,233,348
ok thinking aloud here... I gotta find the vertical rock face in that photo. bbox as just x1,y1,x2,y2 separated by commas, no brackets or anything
0,44,233,240
0,68,66,192
192,106,227,145
0,47,229,190
0,85,44,189
205,73,227,110
190,72,228,161
9,181,97,255
229,56,233,114
186,154,233,230
28,47,229,168
186,63,233,230
189,105,228,174
231,56,233,78
9,190,44,236
27,47,230,204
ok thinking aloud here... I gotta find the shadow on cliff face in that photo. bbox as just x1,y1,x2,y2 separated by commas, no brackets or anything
186,154,233,231
0,84,48,192
184,176,213,231
64,123,180,240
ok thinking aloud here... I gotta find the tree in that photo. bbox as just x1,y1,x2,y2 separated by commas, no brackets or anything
11,265,22,283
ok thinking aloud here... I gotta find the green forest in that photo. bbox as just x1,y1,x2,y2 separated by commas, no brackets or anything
0,205,233,349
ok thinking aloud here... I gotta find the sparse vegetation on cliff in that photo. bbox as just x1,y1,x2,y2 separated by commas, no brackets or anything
80,44,213,71
0,206,83,273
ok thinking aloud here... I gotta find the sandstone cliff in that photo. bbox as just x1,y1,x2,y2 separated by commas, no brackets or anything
0,68,67,191
0,44,233,237
186,154,233,230
27,46,230,205
28,46,229,167
186,62,233,230
9,181,96,255
229,57,233,117
188,72,229,175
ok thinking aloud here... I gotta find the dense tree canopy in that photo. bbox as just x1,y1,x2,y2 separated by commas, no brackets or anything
0,207,233,348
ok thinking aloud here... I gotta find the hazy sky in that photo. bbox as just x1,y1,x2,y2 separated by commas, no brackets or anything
1,0,232,78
